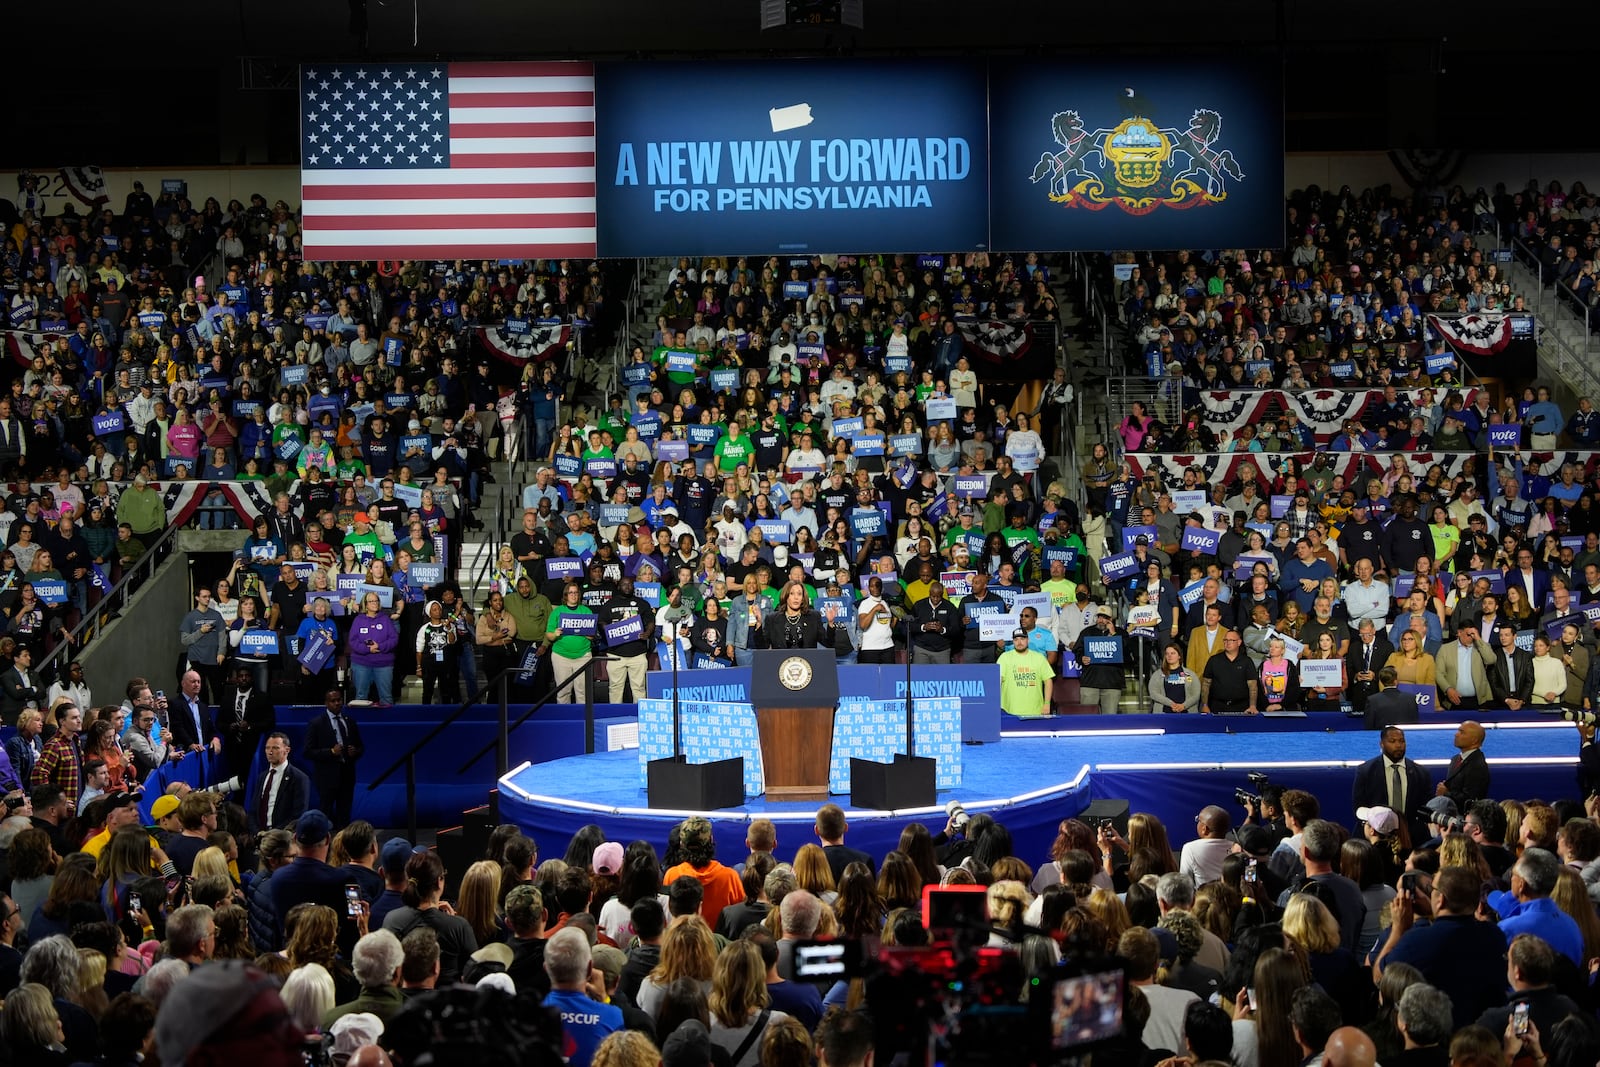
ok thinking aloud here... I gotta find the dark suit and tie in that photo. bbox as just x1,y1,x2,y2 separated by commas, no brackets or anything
304,697,363,826
253,754,311,832
1352,749,1433,847
214,681,276,781
1345,633,1395,712
1441,748,1491,809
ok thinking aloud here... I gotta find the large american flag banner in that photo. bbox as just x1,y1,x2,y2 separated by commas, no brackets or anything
299,61,597,261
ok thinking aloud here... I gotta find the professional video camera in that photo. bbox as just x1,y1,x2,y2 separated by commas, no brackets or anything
1234,771,1272,808
795,888,1130,1065
1423,808,1464,834
1564,710,1600,727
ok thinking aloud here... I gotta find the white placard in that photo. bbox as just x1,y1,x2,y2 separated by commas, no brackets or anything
1298,658,1342,688
1128,605,1162,627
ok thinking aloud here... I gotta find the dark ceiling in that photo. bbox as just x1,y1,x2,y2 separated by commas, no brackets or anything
0,0,1583,166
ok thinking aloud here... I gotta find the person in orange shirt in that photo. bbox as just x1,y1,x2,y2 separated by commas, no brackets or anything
662,815,744,929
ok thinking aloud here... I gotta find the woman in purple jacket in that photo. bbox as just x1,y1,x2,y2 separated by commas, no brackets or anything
348,590,399,705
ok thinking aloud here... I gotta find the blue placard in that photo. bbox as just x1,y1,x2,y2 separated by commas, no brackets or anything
884,354,911,375
888,433,923,455
308,394,341,423
32,579,67,605
280,364,310,386
1084,634,1124,664
797,341,825,363
1180,526,1222,553
409,562,444,587
297,628,337,674
1270,494,1292,519
830,416,865,438
1487,424,1522,448
1397,682,1435,716
1469,569,1506,595
356,583,394,608
392,483,422,508
1245,360,1271,378
663,350,698,373
594,60,991,256
1546,612,1585,642
558,613,597,636
925,396,958,421
605,614,645,645
1425,351,1456,374
1177,578,1209,610
851,434,885,457
850,508,886,538
622,363,651,386
1392,574,1416,601
1330,361,1356,379
782,280,810,300
1098,551,1139,583
709,368,738,393
656,439,689,461
232,400,260,418
92,411,126,437
600,504,631,527
686,424,721,447
953,474,989,499
753,519,792,543
545,557,584,580
1120,524,1159,551
585,457,618,479
239,630,280,655
633,581,662,606
1561,536,1586,552
400,434,431,456
383,337,404,366
1042,545,1079,570
385,392,413,409
553,454,582,479
504,317,530,337
632,410,662,439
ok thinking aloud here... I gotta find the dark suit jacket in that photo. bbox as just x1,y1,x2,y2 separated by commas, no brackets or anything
1362,687,1419,730
1490,646,1535,704
1351,754,1433,845
761,610,825,650
1505,567,1551,612
1345,635,1396,710
0,667,38,725
213,685,276,777
252,760,311,832
169,695,208,751
1441,748,1491,808
304,711,364,800
822,843,874,883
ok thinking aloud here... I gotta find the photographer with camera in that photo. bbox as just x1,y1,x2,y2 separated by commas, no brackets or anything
1235,774,1287,845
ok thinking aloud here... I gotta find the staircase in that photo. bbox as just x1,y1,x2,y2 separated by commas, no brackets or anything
1500,252,1600,403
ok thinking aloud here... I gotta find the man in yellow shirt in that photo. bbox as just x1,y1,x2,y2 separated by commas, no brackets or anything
999,628,1054,718
82,792,160,859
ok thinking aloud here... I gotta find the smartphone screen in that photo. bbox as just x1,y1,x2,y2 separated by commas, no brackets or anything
1247,987,1258,1013
345,884,361,917
1513,1002,1530,1035
128,893,141,913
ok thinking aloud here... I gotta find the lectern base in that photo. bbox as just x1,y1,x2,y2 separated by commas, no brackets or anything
647,756,746,810
850,754,938,810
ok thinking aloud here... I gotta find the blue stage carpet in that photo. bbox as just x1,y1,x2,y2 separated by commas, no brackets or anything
498,721,1587,873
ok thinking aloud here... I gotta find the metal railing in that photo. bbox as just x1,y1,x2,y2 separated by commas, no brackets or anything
38,520,183,678
365,656,610,841
1511,236,1596,353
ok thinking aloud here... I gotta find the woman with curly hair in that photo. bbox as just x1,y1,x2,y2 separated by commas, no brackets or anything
1159,908,1222,999
286,904,359,1004
1033,818,1108,894
210,903,257,960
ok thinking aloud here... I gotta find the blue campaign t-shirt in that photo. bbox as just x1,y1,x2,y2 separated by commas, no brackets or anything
542,988,622,1067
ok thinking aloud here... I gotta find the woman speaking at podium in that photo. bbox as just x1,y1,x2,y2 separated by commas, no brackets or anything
762,581,824,650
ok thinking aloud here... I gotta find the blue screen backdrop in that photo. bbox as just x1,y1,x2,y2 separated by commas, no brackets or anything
595,60,991,256
989,63,1284,251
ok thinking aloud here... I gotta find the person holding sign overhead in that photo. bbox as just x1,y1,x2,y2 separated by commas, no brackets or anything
546,581,596,705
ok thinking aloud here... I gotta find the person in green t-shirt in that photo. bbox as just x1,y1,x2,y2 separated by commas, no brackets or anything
713,422,753,473
344,512,385,562
998,628,1054,717
544,581,597,704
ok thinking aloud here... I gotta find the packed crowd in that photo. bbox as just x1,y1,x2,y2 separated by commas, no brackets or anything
1513,181,1600,330
2,717,1598,1067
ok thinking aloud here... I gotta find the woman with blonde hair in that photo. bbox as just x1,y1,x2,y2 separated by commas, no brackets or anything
985,881,1033,944
0,983,65,1059
1438,832,1494,883
709,940,791,1067
1083,888,1131,952
457,860,504,947
1385,629,1436,686
636,914,716,1019
792,844,837,904
193,847,243,904
286,904,358,1004
1283,892,1368,1020
592,1030,663,1067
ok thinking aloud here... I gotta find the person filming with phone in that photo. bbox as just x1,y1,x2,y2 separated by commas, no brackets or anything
1374,865,1509,1030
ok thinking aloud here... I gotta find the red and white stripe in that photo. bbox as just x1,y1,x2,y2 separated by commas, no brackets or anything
300,61,597,261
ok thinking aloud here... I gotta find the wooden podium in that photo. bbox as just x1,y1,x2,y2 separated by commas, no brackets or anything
750,649,839,801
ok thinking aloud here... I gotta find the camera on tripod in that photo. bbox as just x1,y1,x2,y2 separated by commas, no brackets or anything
1234,772,1271,808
